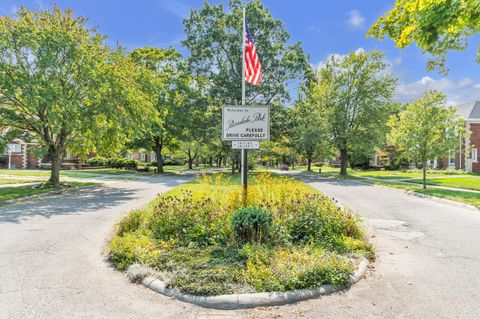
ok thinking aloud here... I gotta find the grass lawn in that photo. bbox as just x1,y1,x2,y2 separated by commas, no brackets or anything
0,181,97,205
0,178,42,185
307,167,480,209
406,176,480,191
0,169,50,177
361,179,480,209
109,172,373,296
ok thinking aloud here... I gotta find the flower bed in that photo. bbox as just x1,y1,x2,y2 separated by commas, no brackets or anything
109,173,374,296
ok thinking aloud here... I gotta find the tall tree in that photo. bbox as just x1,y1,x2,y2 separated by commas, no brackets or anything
183,0,309,164
0,6,149,186
387,91,465,189
183,0,309,105
129,47,192,173
368,0,480,73
312,50,398,175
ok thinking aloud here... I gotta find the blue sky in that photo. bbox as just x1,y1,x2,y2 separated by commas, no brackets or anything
1,0,480,105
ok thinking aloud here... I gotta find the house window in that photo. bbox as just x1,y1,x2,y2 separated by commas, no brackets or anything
141,154,146,162
7,143,21,153
448,151,455,165
472,148,478,163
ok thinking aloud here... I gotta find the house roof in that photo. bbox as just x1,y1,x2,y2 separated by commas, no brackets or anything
456,101,480,120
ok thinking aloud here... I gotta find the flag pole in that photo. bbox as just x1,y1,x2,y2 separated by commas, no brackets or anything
241,6,248,196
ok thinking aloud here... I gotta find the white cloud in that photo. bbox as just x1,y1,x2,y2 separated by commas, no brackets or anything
311,47,366,71
393,57,403,65
347,10,366,29
306,25,321,33
157,0,191,18
395,76,480,105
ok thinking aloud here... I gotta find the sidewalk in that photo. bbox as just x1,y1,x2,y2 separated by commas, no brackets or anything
358,176,480,194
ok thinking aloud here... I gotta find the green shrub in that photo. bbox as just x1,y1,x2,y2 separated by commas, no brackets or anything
150,159,184,166
106,157,138,169
231,207,272,243
86,156,107,166
313,162,324,167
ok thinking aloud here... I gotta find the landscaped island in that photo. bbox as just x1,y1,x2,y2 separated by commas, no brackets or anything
109,173,374,296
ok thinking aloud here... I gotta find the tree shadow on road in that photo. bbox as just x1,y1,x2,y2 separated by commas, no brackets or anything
0,176,190,224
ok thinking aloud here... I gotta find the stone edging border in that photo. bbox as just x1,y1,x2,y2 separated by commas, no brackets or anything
138,256,369,310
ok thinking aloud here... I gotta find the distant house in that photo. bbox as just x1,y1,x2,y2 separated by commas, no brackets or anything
126,149,156,163
0,138,38,169
0,138,94,169
434,101,479,173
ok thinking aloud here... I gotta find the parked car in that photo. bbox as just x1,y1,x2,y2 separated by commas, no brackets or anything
280,164,289,171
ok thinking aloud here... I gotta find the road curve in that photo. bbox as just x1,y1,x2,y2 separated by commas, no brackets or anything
1,173,480,319
272,173,480,319
0,175,241,319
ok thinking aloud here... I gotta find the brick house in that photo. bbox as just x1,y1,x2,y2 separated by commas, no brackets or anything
434,101,479,173
126,149,156,163
1,138,93,169
0,138,38,169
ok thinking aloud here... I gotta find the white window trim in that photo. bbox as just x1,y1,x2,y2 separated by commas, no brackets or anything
472,148,478,163
7,143,21,153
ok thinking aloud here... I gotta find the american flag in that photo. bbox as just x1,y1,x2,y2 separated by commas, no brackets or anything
244,23,262,86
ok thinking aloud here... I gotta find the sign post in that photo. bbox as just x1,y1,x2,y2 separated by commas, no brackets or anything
241,7,247,193
222,104,270,196
223,7,268,198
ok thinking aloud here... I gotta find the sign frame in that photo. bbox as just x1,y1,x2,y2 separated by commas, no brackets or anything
222,105,270,141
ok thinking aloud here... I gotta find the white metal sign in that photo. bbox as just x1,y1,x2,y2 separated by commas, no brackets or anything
222,105,270,141
232,141,260,149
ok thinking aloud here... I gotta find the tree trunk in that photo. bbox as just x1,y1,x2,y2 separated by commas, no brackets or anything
235,153,240,172
48,146,64,187
340,148,348,176
209,156,213,167
307,158,312,171
154,137,164,174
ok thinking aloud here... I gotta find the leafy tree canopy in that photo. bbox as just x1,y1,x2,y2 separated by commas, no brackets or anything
368,0,480,73
0,6,151,185
387,90,466,188
182,0,309,105
312,50,398,175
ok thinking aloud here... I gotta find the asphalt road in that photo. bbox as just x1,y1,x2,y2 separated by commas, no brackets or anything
1,173,480,319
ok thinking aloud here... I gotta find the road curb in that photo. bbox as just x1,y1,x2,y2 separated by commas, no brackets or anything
356,180,479,213
305,174,480,214
403,190,479,212
138,256,369,310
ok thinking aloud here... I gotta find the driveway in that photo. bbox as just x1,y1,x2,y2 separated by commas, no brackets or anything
1,173,480,319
